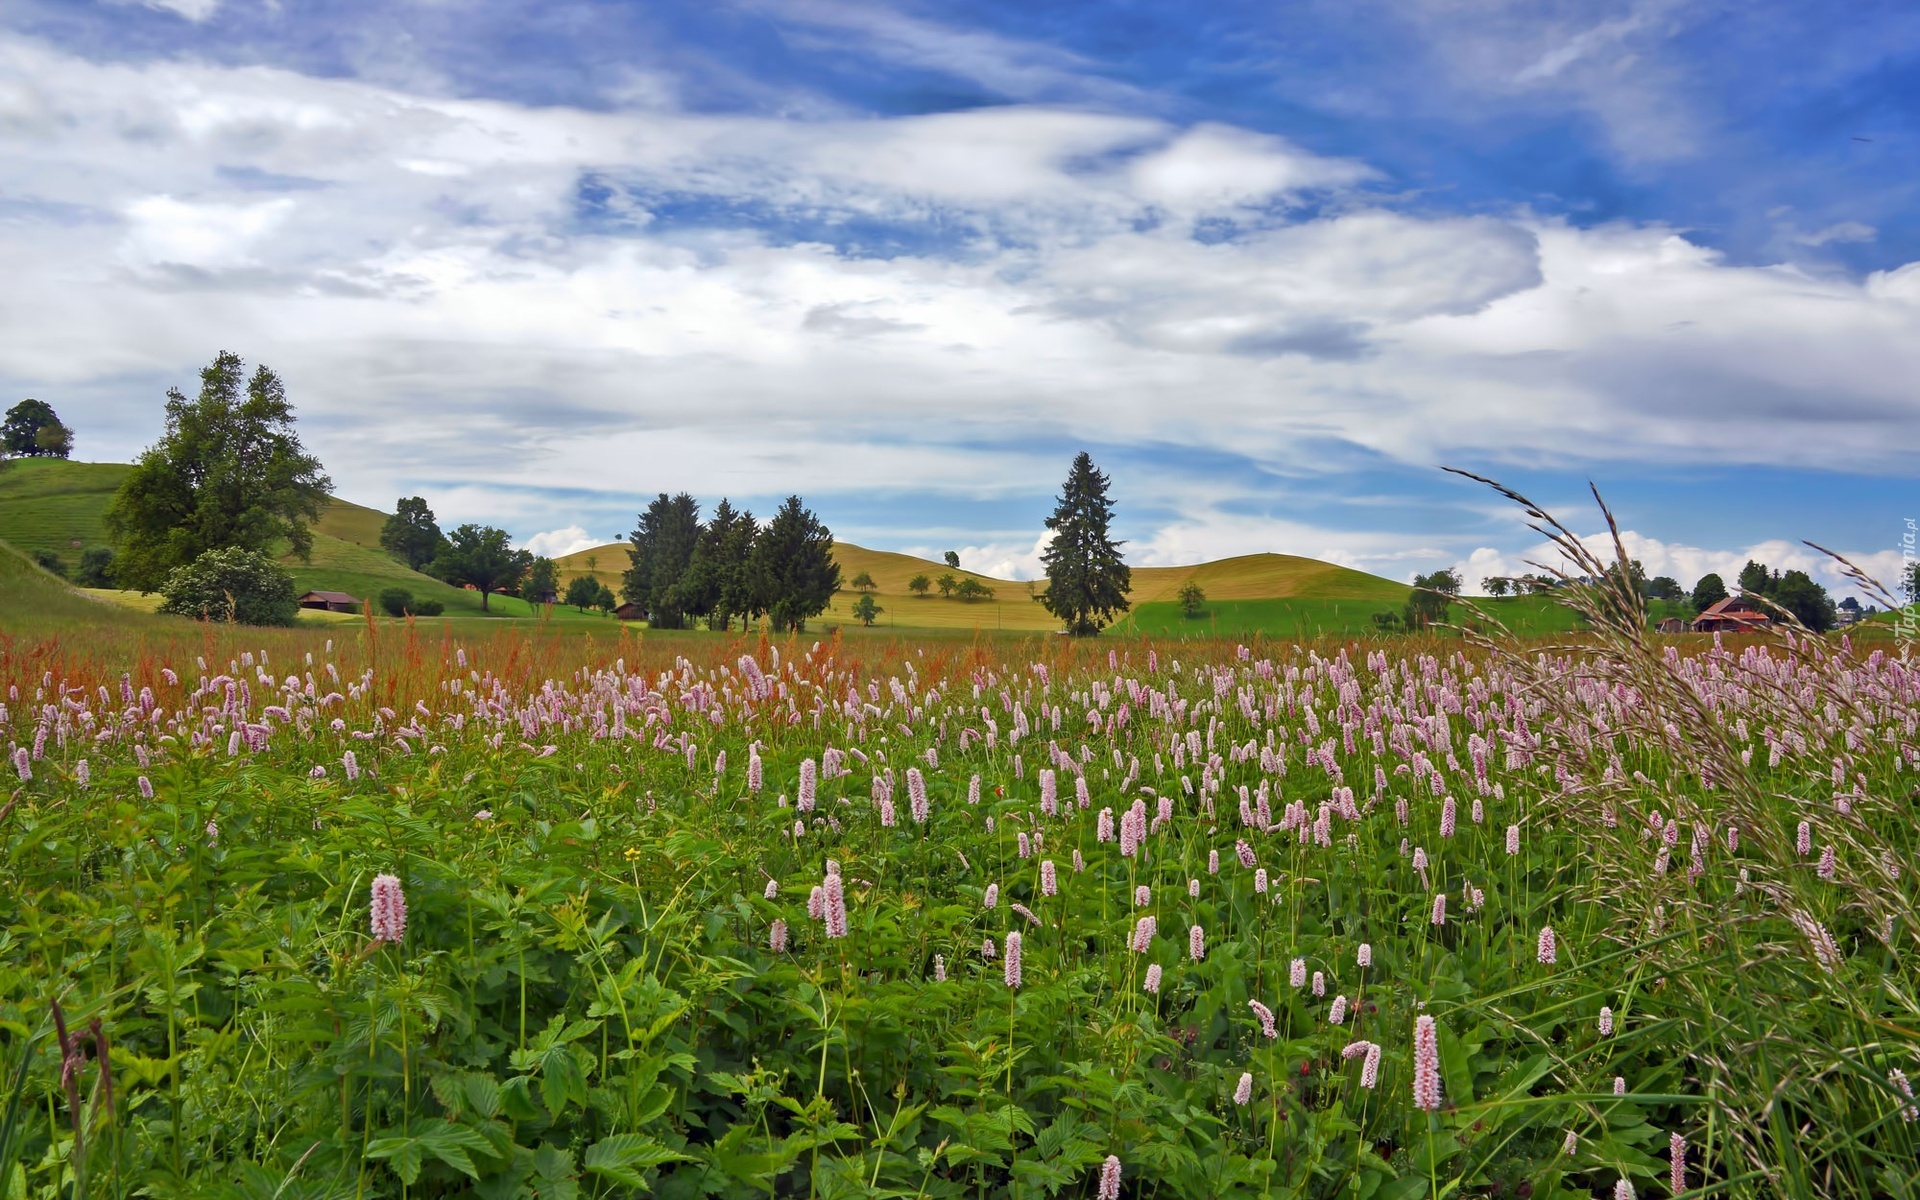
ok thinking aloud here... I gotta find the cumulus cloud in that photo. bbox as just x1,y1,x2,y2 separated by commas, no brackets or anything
521,526,604,559
0,34,1911,578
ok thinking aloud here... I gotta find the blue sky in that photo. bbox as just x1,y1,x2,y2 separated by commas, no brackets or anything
1,0,1916,594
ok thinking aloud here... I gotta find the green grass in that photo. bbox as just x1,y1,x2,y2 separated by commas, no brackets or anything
1113,595,1699,640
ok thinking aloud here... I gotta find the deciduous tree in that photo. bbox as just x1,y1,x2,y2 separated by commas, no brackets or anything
431,524,529,613
104,352,331,592
381,497,446,571
2,399,71,459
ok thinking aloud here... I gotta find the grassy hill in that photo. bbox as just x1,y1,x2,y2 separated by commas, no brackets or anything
0,459,596,622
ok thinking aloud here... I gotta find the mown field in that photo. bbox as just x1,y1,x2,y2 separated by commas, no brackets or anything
0,534,1914,1200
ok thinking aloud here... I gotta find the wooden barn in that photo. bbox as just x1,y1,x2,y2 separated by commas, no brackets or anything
1691,595,1771,634
297,590,361,613
613,601,645,621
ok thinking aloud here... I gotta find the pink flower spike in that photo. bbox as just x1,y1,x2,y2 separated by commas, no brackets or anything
369,873,407,943
1290,958,1307,988
1233,1072,1253,1105
1004,931,1023,989
1357,943,1372,968
1096,1155,1121,1200
1248,999,1278,1039
1431,893,1446,926
1669,1132,1686,1195
1189,923,1205,961
1598,1006,1613,1037
1144,963,1162,993
1537,925,1557,965
1411,1015,1442,1110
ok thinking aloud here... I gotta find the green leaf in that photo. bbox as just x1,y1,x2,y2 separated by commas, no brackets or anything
582,1133,690,1189
365,1137,426,1186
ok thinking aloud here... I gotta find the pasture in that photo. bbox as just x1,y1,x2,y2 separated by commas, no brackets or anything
0,540,1913,1199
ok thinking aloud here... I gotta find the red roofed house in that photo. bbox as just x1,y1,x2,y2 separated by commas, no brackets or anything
1691,595,1770,634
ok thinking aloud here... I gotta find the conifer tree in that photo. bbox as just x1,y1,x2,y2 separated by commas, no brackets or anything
1039,452,1131,636
622,493,702,628
752,496,840,633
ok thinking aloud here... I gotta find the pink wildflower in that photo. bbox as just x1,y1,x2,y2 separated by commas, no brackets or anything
1188,877,1200,897
1189,924,1204,961
1233,1072,1253,1106
1040,860,1058,895
1144,963,1162,993
1004,931,1023,989
983,883,999,909
1135,884,1151,907
1130,916,1156,952
1329,995,1348,1025
1361,1042,1381,1088
823,874,848,939
1357,943,1372,968
1506,824,1520,855
1098,808,1115,842
769,919,788,953
1312,970,1325,997
1797,820,1811,856
1096,1155,1121,1200
1236,839,1256,869
1818,844,1836,880
1537,925,1557,964
1412,1015,1442,1110
933,954,946,981
1290,958,1307,988
1669,1132,1686,1195
1440,797,1456,838
1614,1181,1634,1200
1614,1076,1627,1095
1598,1006,1613,1037
808,886,824,919
1431,893,1446,926
764,879,780,900
1073,848,1085,872
1254,868,1269,893
1209,849,1220,874
1248,999,1278,1039
369,874,407,943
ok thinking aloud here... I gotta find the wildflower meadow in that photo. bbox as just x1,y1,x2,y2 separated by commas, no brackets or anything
1,529,1917,1198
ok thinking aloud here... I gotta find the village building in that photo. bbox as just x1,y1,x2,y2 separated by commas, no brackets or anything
297,589,360,613
1691,595,1771,634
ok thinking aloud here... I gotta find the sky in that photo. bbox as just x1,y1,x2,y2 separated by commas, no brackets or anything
1,0,1916,598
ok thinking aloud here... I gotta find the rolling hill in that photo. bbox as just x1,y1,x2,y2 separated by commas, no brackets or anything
3,458,1439,636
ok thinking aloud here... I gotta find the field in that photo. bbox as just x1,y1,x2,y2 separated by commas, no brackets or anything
0,532,1914,1200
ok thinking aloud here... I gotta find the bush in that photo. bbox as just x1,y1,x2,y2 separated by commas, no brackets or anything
157,547,298,625
31,549,67,578
380,586,444,618
75,546,115,587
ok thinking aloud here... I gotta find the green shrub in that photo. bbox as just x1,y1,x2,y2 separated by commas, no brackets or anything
74,546,115,587
156,547,298,625
380,586,445,618
30,549,66,578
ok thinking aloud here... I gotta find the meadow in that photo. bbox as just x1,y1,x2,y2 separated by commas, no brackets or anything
1,521,1915,1200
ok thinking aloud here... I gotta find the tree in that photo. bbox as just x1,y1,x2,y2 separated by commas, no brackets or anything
1691,572,1728,612
104,352,332,592
379,587,414,617
936,572,959,599
751,495,840,633
1482,576,1510,597
1771,569,1836,632
623,493,702,628
1039,453,1132,636
954,577,994,602
677,499,758,630
525,557,560,604
908,574,931,598
32,550,67,578
944,551,960,569
850,570,876,593
1178,580,1206,618
381,497,446,571
594,582,618,615
564,574,601,612
3,399,71,459
75,547,115,588
157,547,299,626
1646,575,1685,602
1736,559,1772,596
852,593,882,626
1403,569,1460,630
431,524,529,613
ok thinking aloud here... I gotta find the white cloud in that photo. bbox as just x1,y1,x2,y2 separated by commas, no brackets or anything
114,0,222,21
0,35,1910,583
521,526,604,559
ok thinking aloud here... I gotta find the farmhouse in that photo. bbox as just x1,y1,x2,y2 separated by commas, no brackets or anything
1691,595,1771,633
297,589,360,613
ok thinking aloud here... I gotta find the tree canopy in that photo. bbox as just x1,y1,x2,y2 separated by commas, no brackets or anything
104,352,331,592
623,493,703,628
381,497,446,571
752,496,840,633
1039,452,1131,636
431,524,529,612
676,498,759,631
156,547,299,626
1403,568,1461,630
2,399,72,459
1691,572,1728,612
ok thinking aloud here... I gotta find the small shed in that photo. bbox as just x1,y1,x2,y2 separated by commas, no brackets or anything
1655,617,1690,634
1691,596,1770,634
613,601,645,621
298,590,361,613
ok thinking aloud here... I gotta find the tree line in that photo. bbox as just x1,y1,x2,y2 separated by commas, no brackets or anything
621,494,840,633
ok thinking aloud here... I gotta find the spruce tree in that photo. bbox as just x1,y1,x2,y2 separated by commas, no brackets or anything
622,493,702,628
1039,452,1131,636
752,496,840,633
